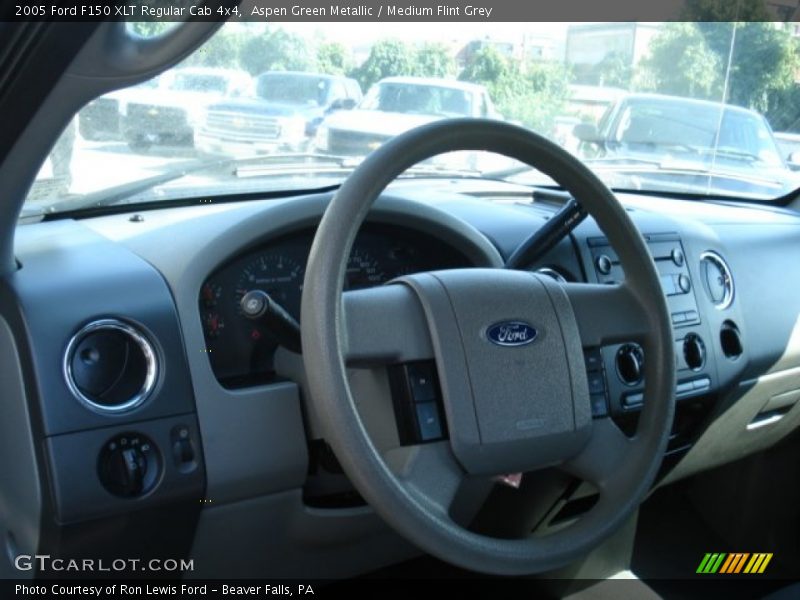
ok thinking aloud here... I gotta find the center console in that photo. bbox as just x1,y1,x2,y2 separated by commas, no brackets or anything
582,233,718,423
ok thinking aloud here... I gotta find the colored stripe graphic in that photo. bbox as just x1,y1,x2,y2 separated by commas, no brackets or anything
698,552,773,574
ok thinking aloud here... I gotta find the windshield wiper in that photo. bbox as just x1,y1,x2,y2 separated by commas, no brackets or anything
26,153,358,216
26,151,483,218
704,147,763,163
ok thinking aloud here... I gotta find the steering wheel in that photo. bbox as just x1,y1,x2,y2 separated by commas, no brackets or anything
300,119,675,575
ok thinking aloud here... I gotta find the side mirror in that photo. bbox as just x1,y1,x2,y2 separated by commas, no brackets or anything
787,151,800,171
573,123,602,143
329,98,356,112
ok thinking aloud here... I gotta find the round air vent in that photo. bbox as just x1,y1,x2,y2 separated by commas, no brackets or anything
63,319,157,413
700,251,734,310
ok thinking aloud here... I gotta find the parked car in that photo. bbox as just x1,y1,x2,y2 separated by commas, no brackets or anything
195,71,362,157
313,76,501,157
573,93,800,198
78,77,163,141
120,67,252,151
775,132,800,171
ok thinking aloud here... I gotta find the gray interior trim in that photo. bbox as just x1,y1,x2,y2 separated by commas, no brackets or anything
0,316,41,579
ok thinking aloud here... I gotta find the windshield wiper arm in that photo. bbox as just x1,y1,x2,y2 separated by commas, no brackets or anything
30,153,359,216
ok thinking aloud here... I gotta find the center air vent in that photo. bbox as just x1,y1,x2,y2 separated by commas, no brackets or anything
700,251,734,310
63,319,157,413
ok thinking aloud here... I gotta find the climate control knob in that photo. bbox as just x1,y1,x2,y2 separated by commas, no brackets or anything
616,343,644,386
683,334,706,371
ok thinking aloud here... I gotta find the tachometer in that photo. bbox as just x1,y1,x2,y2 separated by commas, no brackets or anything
234,253,305,318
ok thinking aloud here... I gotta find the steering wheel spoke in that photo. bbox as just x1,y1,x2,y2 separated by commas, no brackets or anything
384,442,465,517
560,417,634,489
342,284,434,365
562,282,652,347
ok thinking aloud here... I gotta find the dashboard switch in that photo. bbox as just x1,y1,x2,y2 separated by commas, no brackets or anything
98,432,161,498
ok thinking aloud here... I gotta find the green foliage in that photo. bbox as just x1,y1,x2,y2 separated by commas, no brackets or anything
239,27,314,76
128,22,175,38
350,39,418,90
596,51,633,89
639,23,722,99
679,0,771,21
641,20,800,126
316,42,352,76
459,46,569,134
414,43,456,78
183,30,244,69
350,40,457,89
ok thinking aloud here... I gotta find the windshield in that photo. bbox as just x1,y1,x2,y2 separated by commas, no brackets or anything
170,73,229,94
604,98,783,166
256,73,332,106
26,21,800,214
361,82,475,117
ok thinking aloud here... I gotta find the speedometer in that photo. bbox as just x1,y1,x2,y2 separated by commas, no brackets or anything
346,248,385,289
234,253,305,318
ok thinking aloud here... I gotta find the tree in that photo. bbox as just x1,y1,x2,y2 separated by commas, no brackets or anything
640,23,722,99
350,39,417,90
239,28,314,76
414,43,455,79
128,22,175,38
183,30,244,69
316,42,352,76
641,8,800,119
596,51,633,89
460,46,570,134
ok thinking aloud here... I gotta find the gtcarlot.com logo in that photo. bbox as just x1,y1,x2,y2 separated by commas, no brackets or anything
697,552,773,574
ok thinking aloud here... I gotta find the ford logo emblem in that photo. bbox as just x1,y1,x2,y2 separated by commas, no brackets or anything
486,321,538,347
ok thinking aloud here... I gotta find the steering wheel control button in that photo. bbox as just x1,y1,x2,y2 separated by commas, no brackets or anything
590,394,608,418
587,371,607,395
583,348,603,372
388,361,447,445
595,254,613,275
415,402,444,441
407,363,438,403
98,432,161,498
616,343,644,386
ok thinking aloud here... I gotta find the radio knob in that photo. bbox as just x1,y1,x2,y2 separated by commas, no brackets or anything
671,248,685,266
678,274,691,293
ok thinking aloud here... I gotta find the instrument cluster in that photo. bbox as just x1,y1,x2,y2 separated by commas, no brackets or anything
199,223,471,387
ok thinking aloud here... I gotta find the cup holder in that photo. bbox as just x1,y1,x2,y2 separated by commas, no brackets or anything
720,320,743,360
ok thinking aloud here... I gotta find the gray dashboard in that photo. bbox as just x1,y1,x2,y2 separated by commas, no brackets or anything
3,180,800,577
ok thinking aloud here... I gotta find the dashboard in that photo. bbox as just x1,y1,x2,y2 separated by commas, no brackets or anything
199,224,472,387
4,180,800,578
